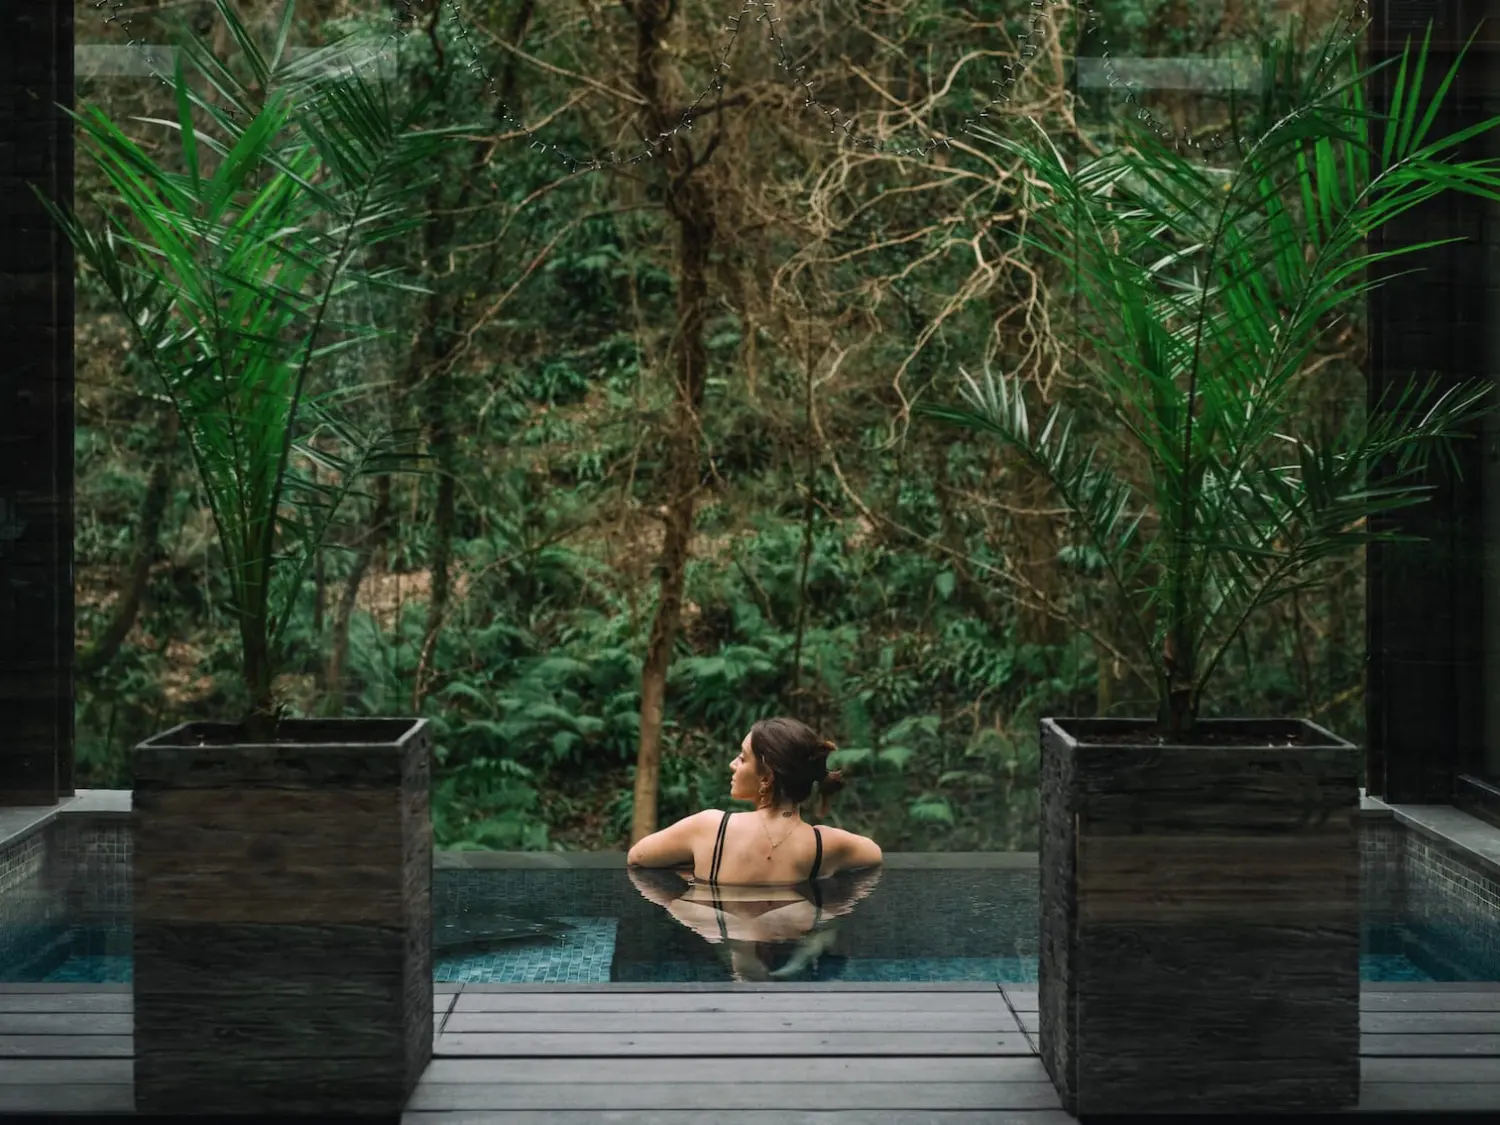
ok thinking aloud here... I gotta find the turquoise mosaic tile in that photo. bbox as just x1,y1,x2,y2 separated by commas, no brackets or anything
44,954,131,983
615,959,730,983
1361,953,1435,983
617,955,1041,983
835,956,1040,982
434,917,617,983
620,953,1437,984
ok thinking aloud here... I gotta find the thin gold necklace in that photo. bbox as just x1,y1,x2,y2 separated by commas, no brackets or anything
759,807,799,858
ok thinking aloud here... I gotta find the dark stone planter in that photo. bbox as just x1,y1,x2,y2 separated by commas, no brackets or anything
1038,717,1360,1116
132,717,433,1117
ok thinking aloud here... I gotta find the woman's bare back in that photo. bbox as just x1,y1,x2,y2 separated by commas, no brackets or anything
691,810,861,885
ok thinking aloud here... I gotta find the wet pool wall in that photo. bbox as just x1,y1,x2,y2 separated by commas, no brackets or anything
0,812,1496,971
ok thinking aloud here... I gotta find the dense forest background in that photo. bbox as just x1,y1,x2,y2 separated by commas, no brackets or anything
70,0,1366,851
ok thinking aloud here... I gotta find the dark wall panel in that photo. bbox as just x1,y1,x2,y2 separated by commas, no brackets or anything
1366,1,1499,800
0,1,75,803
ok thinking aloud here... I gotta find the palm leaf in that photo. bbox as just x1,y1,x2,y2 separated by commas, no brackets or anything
927,22,1500,732
44,0,468,731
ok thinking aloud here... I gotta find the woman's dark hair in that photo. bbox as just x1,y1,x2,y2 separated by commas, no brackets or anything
748,716,847,816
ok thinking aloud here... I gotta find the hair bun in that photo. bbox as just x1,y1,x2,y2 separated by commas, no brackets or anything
815,766,847,818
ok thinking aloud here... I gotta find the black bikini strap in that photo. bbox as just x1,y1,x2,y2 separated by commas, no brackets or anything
709,810,732,883
809,826,823,882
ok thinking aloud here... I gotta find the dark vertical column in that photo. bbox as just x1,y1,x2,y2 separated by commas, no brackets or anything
1485,20,1500,800
1366,0,1498,802
0,1,74,804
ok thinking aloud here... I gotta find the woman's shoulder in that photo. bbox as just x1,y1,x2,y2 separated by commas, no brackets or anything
682,808,731,831
811,823,865,843
814,824,883,868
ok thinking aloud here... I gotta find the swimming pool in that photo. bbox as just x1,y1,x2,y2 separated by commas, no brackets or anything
1,865,1495,984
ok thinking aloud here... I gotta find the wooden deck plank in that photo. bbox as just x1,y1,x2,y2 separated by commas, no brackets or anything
401,1115,1071,1125
457,982,999,993
1363,1011,1500,1033
453,992,1009,1013
1008,983,1500,996
1357,1082,1500,1111
0,984,131,995
1012,1013,1500,1050
0,1014,132,1036
1008,989,1500,1018
1003,990,1037,1013
421,1056,1050,1084
0,1058,132,1083
1358,982,1500,992
442,1012,1019,1035
435,1032,1033,1057
0,994,131,1014
22,986,1478,1018
0,976,1488,1117
0,1083,134,1112
407,1081,1061,1112
1363,1057,1500,1081
1361,992,1500,1012
0,1036,131,1058
1359,1034,1500,1056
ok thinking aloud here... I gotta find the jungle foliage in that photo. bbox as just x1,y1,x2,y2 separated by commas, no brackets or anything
71,0,1379,851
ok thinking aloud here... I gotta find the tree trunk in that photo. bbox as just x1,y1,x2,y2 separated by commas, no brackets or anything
242,620,276,740
324,475,392,716
1096,646,1114,716
629,0,718,844
789,347,820,697
313,541,325,636
78,411,179,677
413,413,455,710
408,0,536,712
1014,462,1066,649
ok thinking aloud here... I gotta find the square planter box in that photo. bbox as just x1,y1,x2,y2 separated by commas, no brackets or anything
132,717,432,1116
1038,716,1360,1115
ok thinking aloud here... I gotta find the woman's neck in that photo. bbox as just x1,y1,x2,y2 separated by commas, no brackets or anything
760,802,800,820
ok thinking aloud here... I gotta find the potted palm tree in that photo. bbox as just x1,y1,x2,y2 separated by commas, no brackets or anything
921,23,1500,1116
41,2,465,1114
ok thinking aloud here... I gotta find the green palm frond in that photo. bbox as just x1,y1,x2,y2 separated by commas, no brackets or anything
923,21,1500,734
39,0,472,732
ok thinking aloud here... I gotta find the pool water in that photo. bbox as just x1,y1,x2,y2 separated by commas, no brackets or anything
0,932,1459,985
2,867,1495,985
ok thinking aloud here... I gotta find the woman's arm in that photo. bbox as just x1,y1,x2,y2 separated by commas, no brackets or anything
626,808,718,868
823,826,883,875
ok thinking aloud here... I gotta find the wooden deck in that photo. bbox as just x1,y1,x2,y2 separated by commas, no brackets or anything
0,981,1495,1119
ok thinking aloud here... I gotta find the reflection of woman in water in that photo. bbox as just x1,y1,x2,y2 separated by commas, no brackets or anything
627,716,883,980
628,860,884,980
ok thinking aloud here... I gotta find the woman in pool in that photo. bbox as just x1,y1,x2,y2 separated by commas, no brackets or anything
627,716,882,980
627,716,883,884
628,859,883,981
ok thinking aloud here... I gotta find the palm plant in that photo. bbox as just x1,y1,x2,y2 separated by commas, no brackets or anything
922,23,1500,739
42,1,466,739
